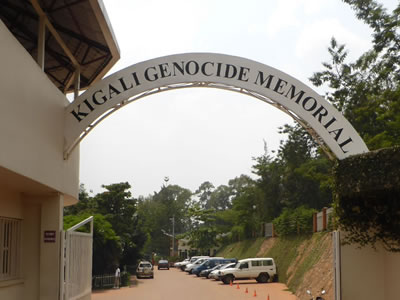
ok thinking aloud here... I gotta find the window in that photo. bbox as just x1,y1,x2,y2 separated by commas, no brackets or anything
0,217,21,281
240,262,248,269
251,260,262,267
263,259,273,266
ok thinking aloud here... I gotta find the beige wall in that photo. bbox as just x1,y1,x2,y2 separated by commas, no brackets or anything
21,201,41,300
0,283,23,300
0,187,22,218
0,187,64,300
340,237,400,300
0,20,79,201
384,251,400,299
39,195,63,300
0,19,81,300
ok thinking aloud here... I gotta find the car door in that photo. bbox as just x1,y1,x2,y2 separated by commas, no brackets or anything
236,261,251,279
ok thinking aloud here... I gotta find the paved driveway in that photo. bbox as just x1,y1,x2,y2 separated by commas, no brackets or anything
92,268,299,300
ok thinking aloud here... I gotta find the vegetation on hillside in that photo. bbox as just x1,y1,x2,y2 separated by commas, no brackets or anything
216,233,331,293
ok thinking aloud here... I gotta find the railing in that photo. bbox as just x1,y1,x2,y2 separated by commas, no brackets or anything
92,274,115,289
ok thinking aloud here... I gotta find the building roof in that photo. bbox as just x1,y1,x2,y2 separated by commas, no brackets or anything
0,0,120,92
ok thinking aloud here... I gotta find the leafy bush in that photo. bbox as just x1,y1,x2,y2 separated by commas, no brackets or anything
333,147,400,251
273,206,316,236
120,272,131,286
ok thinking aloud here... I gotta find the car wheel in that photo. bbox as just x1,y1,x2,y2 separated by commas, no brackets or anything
222,274,234,285
257,273,269,283
137,275,141,279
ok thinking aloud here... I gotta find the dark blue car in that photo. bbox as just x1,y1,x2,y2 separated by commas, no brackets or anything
192,258,237,276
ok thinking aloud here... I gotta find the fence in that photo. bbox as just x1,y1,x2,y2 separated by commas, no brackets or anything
313,207,333,232
92,274,115,289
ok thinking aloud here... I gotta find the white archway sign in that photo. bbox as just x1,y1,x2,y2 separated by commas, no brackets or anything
64,53,368,160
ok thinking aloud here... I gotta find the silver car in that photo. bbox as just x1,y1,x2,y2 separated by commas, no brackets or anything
209,263,236,280
136,261,154,279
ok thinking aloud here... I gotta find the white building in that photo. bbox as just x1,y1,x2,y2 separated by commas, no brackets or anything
0,1,119,299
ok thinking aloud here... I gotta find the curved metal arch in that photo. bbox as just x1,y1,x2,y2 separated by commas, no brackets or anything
64,53,368,160
67,81,335,160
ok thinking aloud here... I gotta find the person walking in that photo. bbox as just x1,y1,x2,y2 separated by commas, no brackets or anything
114,266,121,288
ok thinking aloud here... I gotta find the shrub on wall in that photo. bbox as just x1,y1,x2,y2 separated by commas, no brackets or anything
333,146,400,252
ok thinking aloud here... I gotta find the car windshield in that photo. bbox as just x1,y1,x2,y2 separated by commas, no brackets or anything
139,263,151,268
211,264,223,271
159,260,168,263
222,263,236,269
203,260,212,266
194,259,204,264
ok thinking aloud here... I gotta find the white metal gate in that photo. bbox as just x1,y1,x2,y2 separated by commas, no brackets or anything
61,216,93,300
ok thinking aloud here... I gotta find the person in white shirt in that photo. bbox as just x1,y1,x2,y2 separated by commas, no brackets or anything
114,267,121,288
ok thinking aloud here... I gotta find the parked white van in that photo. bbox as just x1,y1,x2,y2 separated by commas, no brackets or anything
218,257,278,284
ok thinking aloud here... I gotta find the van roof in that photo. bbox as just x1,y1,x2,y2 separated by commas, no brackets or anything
238,258,274,262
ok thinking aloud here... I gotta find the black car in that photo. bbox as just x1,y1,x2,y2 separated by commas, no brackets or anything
158,259,169,270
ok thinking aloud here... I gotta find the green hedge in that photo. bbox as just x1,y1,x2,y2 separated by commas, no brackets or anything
333,146,400,251
273,206,316,236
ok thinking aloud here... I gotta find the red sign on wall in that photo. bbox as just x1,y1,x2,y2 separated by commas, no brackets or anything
44,230,56,243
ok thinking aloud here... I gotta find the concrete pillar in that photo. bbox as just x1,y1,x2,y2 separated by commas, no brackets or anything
322,207,327,231
22,201,41,300
39,194,63,300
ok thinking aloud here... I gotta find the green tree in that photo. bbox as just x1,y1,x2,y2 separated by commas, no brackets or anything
64,184,94,216
208,185,233,211
195,181,215,209
94,182,146,267
310,0,400,150
138,183,192,257
184,204,219,253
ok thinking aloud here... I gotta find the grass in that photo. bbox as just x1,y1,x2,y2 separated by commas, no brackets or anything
216,237,265,259
216,232,330,293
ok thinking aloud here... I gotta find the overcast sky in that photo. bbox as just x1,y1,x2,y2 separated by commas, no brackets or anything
79,0,396,197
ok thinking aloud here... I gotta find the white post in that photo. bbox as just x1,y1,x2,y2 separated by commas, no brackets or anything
333,230,342,300
37,15,46,70
59,230,65,300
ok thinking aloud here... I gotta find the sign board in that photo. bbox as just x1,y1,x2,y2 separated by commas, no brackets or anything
64,53,369,160
44,230,56,243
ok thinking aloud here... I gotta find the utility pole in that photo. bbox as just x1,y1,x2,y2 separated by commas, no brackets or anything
170,215,175,256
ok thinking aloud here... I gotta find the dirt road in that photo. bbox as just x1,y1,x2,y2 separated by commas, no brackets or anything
92,268,299,300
